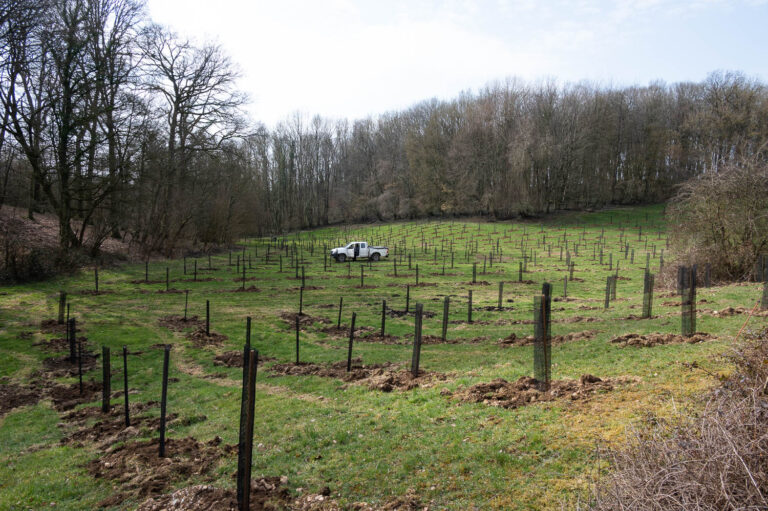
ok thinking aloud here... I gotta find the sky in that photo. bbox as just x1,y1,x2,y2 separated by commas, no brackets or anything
145,0,768,128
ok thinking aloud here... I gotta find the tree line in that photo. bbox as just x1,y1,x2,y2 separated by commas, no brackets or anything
2,0,767,258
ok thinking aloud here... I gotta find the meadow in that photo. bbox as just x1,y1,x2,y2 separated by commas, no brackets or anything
0,204,763,510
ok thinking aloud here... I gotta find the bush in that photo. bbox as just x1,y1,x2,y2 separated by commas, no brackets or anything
593,327,768,510
668,159,768,281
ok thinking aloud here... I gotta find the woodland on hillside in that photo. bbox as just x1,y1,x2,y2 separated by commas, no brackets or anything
2,0,768,258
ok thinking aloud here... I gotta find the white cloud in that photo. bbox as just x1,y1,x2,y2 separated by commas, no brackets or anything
145,0,767,126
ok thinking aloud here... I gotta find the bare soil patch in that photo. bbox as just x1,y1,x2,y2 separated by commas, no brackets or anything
610,332,715,347
475,305,515,311
450,374,633,409
40,319,68,334
156,288,185,294
0,378,103,416
318,325,375,337
77,290,114,296
703,306,768,318
498,330,598,347
33,335,88,352
87,436,231,508
0,383,41,416
386,309,436,319
60,407,175,448
269,359,447,392
158,315,204,332
288,285,325,291
280,311,332,328
185,328,228,347
41,350,98,378
130,279,165,285
213,351,276,368
357,333,403,345
136,478,291,511
469,281,491,286
48,379,102,411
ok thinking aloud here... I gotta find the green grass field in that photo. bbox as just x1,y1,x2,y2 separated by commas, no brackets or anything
0,204,763,510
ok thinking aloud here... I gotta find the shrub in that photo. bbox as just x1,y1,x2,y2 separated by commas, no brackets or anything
667,159,768,281
593,327,768,510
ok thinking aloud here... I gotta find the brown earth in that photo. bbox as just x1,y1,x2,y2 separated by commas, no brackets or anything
33,335,88,352
60,407,176,448
156,288,185,294
386,309,436,319
702,306,768,318
610,332,716,347
87,436,231,508
41,350,98,378
0,378,102,416
318,325,375,337
498,330,598,347
280,312,332,328
158,315,205,332
269,359,447,392
357,333,404,345
450,374,633,409
185,328,229,347
0,383,41,416
213,351,276,368
40,319,69,334
137,481,429,511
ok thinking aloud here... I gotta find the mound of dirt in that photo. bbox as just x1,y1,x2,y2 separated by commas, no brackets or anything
41,351,98,378
399,334,458,345
213,351,276,368
230,286,262,293
469,281,491,286
558,316,601,324
130,279,165,285
40,319,69,334
156,288,184,294
136,478,292,511
318,325,375,337
48,379,102,411
88,436,229,508
0,384,41,416
0,378,103,416
610,332,715,347
77,290,114,296
704,306,768,318
451,374,628,409
269,359,446,392
280,312,332,328
34,335,88,352
476,306,515,311
386,309,436,319
498,330,598,347
60,408,175,448
158,315,204,332
357,333,403,345
621,314,659,320
185,328,228,347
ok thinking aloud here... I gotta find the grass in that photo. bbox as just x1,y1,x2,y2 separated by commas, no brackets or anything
0,204,763,510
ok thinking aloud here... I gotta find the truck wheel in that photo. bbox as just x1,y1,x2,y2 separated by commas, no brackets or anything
337,254,346,263
371,253,380,262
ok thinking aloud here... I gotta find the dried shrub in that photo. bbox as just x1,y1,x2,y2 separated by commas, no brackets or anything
667,158,768,282
593,327,768,510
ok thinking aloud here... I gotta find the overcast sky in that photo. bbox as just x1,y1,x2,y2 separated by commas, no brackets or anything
146,0,767,127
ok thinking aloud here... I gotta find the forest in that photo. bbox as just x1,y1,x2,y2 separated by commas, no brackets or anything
2,0,767,257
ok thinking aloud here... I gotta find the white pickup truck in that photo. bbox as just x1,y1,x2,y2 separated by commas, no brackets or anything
330,242,389,262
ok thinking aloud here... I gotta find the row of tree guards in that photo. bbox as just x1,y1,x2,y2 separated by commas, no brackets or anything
54,253,768,510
